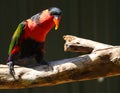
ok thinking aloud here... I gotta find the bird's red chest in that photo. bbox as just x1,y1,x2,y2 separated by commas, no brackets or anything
24,18,54,42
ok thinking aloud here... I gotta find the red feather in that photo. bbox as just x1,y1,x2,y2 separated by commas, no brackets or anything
23,9,55,42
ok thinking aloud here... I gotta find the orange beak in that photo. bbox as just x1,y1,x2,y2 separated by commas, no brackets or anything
53,17,60,30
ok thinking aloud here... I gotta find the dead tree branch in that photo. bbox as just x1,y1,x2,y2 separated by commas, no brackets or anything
0,35,120,89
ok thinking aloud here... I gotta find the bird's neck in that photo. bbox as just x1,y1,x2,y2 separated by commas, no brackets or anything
25,17,55,42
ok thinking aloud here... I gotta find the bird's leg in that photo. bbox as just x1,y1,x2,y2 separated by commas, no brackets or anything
7,55,16,79
7,61,15,75
40,59,50,66
35,53,53,70
35,53,48,65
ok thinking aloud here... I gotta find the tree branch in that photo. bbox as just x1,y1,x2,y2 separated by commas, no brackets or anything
1,35,120,89
63,35,113,53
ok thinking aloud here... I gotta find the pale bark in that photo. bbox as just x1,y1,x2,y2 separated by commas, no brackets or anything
0,35,120,89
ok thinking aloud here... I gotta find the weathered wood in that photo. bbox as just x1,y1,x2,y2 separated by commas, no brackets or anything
64,35,113,53
0,35,120,89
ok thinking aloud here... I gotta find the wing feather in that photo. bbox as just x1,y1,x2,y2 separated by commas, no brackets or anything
8,21,25,54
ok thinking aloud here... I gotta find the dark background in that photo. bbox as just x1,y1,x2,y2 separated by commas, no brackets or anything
0,0,120,93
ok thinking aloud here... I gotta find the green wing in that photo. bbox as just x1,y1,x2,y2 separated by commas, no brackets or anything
8,21,25,54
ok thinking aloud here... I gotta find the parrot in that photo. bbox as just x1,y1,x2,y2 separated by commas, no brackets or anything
7,7,62,77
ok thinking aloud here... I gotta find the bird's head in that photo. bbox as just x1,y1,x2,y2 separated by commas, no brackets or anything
49,7,62,30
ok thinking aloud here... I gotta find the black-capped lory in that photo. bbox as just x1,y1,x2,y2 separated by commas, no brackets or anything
7,7,62,76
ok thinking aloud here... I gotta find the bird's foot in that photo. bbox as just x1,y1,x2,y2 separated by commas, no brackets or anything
41,61,50,65
7,61,16,79
39,61,53,70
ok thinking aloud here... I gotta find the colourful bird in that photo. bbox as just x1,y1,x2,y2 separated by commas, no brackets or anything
7,7,62,76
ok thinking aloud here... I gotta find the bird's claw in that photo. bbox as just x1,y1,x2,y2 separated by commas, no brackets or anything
39,61,53,70
45,62,53,70
7,61,15,76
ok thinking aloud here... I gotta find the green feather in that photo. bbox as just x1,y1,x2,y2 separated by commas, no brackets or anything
8,22,25,54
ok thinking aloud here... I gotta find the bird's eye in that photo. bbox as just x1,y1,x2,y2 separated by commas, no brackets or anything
50,12,61,16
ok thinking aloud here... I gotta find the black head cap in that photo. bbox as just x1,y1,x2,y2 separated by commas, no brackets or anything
49,7,62,16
